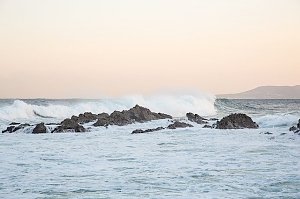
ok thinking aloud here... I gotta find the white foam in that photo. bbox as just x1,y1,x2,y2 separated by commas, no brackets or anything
254,114,299,128
0,93,216,123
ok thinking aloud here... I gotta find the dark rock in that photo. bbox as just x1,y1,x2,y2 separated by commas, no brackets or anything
2,126,15,133
109,111,133,126
52,119,86,133
216,113,259,129
186,112,207,124
132,127,165,134
289,119,300,133
9,122,20,125
157,113,172,119
203,125,212,128
46,123,59,125
93,113,111,127
32,123,47,134
167,121,193,129
209,118,219,121
127,105,172,122
264,132,273,135
13,123,31,132
71,112,99,124
2,123,31,133
93,104,172,127
132,129,144,134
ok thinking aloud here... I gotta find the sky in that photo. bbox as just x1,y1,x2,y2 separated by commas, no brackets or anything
0,0,299,98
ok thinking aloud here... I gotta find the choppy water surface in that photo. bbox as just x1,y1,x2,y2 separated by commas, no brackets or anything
0,98,300,198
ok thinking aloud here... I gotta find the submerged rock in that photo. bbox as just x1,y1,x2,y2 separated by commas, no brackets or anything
52,119,86,133
2,123,31,133
2,126,15,133
216,113,259,129
186,112,207,124
132,127,165,134
289,119,300,134
32,123,47,134
203,125,212,128
167,121,193,129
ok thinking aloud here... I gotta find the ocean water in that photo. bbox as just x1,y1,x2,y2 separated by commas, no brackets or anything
0,96,299,198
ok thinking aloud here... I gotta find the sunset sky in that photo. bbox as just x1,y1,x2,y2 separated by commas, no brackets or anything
0,0,299,98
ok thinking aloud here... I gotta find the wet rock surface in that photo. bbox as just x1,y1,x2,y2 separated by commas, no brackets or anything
52,119,86,133
2,123,31,133
216,113,259,129
167,121,193,129
186,112,207,124
32,123,47,134
94,105,172,127
289,119,300,134
132,127,165,134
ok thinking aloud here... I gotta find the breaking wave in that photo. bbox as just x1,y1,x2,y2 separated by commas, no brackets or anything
0,94,216,123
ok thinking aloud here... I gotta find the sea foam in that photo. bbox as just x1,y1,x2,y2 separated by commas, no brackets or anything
0,93,216,123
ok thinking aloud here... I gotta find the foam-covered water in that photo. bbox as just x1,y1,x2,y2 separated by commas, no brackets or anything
0,96,300,198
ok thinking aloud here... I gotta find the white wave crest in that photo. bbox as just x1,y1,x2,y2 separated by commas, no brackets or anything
0,93,216,122
254,114,299,128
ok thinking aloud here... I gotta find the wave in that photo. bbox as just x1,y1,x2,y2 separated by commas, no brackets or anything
0,93,216,123
254,114,299,128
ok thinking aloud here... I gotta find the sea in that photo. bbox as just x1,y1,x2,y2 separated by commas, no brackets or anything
0,95,299,198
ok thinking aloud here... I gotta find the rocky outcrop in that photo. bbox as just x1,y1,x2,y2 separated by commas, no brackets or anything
216,113,259,129
52,119,86,133
32,123,47,134
289,119,300,134
2,123,31,133
93,105,172,127
186,112,207,124
132,127,165,134
167,121,193,129
71,112,99,124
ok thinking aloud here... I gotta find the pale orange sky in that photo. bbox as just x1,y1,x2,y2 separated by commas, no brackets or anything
0,0,299,98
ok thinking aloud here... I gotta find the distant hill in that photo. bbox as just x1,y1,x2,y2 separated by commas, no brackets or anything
217,85,300,99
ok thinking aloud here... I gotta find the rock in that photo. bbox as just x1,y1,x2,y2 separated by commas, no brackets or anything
289,119,300,133
132,127,164,134
9,122,20,125
2,126,15,133
93,104,172,127
71,112,99,124
157,113,172,119
32,123,47,134
186,112,207,124
216,113,259,129
109,111,133,126
52,119,86,133
167,121,193,129
132,129,144,134
264,132,273,135
126,105,172,122
93,113,111,127
209,118,218,121
203,125,212,128
2,123,31,133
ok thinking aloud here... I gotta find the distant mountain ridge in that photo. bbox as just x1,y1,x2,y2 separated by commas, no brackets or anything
218,85,300,99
